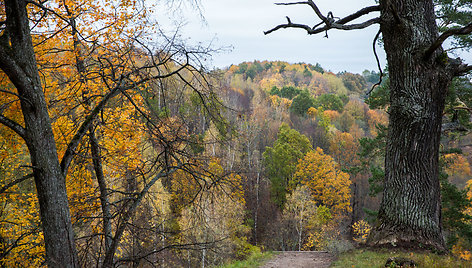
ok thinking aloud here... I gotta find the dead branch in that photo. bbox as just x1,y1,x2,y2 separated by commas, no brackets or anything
265,1,380,35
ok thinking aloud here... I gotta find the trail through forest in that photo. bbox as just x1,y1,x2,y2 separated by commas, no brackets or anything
260,251,333,268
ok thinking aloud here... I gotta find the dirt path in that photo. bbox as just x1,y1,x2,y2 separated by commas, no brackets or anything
260,251,333,268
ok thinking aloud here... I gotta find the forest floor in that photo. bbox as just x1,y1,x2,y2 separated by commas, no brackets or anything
259,251,333,268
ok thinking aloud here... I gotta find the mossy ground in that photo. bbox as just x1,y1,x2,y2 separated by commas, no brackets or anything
331,248,472,268
218,251,274,268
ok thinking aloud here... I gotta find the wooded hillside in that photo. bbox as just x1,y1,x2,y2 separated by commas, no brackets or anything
2,57,472,266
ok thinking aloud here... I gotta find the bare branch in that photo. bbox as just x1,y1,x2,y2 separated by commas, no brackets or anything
0,114,26,140
265,2,380,35
367,29,384,96
26,0,88,42
102,165,181,267
0,173,34,194
275,1,329,25
336,5,381,24
264,18,313,35
455,63,472,76
265,17,380,35
114,239,227,266
453,106,472,112
60,82,122,175
424,23,472,60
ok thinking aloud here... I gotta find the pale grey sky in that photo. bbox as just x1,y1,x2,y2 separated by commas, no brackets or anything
156,0,470,74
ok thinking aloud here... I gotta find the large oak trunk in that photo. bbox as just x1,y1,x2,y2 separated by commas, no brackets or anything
367,0,450,251
2,0,78,266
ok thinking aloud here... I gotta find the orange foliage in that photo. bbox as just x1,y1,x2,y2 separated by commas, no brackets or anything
1,0,160,264
229,65,239,73
323,110,340,122
366,109,388,136
444,153,472,178
294,148,352,216
329,131,360,168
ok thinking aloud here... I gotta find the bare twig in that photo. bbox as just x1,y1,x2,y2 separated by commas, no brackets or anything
275,1,329,25
0,173,34,194
60,81,123,175
26,0,88,42
367,29,383,96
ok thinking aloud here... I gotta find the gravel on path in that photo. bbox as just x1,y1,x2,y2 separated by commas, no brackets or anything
260,251,333,268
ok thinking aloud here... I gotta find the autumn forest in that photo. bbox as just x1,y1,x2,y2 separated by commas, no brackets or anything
1,0,472,267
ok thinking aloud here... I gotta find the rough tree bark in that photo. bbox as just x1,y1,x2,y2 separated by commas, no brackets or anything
265,0,472,252
366,0,450,251
0,0,78,266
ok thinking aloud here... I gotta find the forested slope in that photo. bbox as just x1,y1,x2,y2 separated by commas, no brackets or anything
2,59,471,266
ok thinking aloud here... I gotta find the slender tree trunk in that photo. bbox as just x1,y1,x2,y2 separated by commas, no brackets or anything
350,182,358,237
0,0,78,266
254,171,260,244
201,248,206,268
298,203,304,251
368,0,451,251
89,131,113,254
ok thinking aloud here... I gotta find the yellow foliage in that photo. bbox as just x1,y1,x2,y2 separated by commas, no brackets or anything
176,158,248,264
352,220,371,243
1,0,160,264
452,240,472,261
259,73,284,91
294,148,352,216
307,107,318,118
466,179,472,217
0,84,45,265
444,153,472,177
302,224,339,251
0,189,45,266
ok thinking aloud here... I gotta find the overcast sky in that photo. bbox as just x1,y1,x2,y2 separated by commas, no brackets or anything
157,0,470,74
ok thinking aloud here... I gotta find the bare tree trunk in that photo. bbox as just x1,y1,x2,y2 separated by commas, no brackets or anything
298,206,303,251
254,171,260,244
0,0,78,266
101,167,178,267
368,0,450,251
201,248,206,268
89,131,113,254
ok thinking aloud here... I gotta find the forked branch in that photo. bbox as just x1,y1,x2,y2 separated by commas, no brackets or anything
424,23,472,60
264,1,380,35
